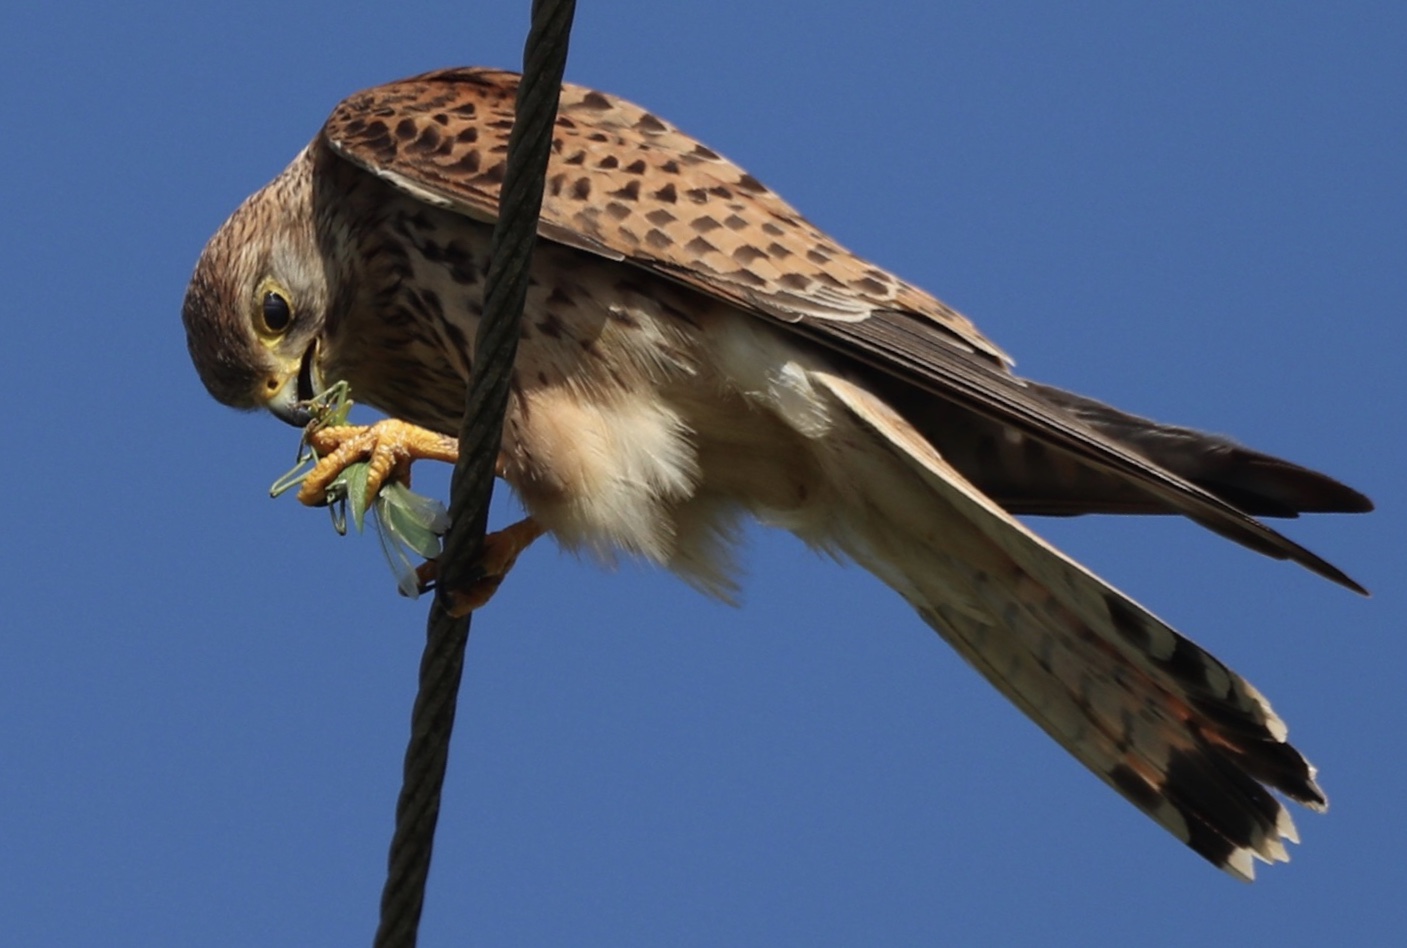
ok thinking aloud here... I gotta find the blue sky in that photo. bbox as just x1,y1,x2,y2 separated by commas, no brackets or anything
2,2,1403,944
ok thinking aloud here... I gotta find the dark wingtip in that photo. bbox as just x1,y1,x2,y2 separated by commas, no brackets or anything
1340,488,1375,514
1023,381,1374,517
1291,538,1370,596
1189,510,1369,596
1306,556,1369,597
1178,449,1373,518
1244,459,1374,516
1284,543,1369,597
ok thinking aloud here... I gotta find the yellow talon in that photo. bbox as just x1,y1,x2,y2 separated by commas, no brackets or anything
298,419,460,507
416,517,545,615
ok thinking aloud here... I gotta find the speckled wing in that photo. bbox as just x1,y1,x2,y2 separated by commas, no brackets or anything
321,67,1007,357
319,67,1362,592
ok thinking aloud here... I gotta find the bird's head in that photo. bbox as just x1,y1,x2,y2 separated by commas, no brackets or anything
182,150,330,427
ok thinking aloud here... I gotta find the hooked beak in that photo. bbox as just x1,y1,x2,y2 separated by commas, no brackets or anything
266,340,321,427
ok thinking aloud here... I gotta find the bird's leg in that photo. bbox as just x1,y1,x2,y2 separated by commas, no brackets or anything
298,418,541,610
414,517,546,616
298,419,460,507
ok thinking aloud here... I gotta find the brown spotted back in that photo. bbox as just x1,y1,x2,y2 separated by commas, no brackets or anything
321,66,1011,364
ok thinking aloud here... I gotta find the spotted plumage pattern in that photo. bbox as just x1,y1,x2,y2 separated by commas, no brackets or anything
183,67,1370,879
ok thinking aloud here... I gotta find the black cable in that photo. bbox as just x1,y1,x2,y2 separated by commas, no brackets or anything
373,3,576,944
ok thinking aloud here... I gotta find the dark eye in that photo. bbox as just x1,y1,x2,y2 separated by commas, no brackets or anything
261,291,292,333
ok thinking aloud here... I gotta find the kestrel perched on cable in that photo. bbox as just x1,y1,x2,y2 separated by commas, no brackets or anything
182,67,1370,879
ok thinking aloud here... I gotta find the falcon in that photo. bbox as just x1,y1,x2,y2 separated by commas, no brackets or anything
182,67,1370,879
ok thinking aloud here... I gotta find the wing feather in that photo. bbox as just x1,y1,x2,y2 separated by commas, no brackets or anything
320,66,1364,592
322,67,1006,356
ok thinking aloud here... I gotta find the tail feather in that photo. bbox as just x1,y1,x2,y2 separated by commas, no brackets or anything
810,370,1323,879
